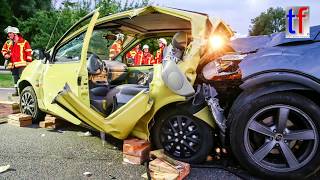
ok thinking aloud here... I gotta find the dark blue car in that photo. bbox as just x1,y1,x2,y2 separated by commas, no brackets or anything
202,26,320,179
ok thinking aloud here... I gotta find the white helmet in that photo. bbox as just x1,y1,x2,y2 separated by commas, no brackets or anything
158,38,167,46
143,44,149,50
4,26,20,34
116,33,124,41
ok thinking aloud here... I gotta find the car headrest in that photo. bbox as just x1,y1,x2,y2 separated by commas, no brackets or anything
172,32,188,50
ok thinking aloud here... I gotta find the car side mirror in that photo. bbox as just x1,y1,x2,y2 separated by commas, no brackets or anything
32,49,51,62
32,49,45,60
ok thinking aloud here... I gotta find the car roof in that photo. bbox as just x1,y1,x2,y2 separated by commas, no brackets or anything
231,25,320,53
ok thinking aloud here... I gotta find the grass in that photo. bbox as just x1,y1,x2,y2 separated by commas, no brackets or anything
0,73,14,88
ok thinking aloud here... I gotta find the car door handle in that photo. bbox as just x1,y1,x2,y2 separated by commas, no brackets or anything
77,76,82,86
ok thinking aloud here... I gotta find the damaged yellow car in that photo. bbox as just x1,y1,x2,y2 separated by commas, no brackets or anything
18,6,234,164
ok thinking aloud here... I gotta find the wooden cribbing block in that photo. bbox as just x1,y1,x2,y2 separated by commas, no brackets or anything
149,150,190,180
39,121,54,128
8,119,32,127
7,113,32,122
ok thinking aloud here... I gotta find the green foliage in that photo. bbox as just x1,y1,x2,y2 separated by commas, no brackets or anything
0,74,14,88
249,7,286,36
0,0,150,65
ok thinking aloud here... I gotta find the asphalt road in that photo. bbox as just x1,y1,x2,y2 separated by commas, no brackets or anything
0,123,242,180
0,87,246,179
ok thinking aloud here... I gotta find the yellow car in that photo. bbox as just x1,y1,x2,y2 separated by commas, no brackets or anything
19,6,234,164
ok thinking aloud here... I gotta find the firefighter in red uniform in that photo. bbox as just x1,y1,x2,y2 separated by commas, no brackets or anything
154,38,167,64
2,27,32,96
126,44,143,66
142,45,154,65
1,26,15,69
109,33,124,60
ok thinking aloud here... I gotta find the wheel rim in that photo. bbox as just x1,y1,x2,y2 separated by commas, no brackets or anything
244,104,318,172
20,91,36,116
160,115,201,159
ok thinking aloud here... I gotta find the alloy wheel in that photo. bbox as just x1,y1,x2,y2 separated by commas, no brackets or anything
244,104,318,172
21,91,36,116
160,115,201,159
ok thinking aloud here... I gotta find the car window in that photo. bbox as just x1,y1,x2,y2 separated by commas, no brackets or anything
125,37,172,67
55,33,84,63
88,29,115,60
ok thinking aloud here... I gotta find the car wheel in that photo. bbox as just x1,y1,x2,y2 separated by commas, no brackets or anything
20,86,45,122
151,109,213,164
229,92,320,178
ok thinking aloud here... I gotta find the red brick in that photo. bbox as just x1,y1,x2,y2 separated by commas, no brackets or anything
123,154,148,165
123,138,151,157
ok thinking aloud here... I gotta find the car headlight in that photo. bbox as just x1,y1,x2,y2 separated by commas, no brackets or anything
202,54,246,80
210,35,225,51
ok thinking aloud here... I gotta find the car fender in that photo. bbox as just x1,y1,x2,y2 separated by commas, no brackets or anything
18,61,46,110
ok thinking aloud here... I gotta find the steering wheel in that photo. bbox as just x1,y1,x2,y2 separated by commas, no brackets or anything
87,53,104,75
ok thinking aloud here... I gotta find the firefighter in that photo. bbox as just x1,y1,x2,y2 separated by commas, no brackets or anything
154,38,167,64
1,26,15,69
126,44,143,66
109,33,124,60
7,28,32,96
142,45,154,65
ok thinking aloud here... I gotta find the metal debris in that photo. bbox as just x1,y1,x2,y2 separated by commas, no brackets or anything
77,131,92,137
83,171,92,177
0,165,10,174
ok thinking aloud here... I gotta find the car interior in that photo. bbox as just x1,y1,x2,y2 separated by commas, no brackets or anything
86,12,192,116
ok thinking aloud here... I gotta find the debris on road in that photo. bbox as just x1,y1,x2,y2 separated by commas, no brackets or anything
0,165,10,174
7,113,32,127
41,134,46,137
83,171,93,177
77,131,92,137
122,138,151,165
142,149,190,180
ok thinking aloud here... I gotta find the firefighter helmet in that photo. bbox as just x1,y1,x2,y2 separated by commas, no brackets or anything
116,33,124,41
143,44,149,50
4,26,20,34
158,38,167,46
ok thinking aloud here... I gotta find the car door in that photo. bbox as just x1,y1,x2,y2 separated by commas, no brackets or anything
41,10,100,124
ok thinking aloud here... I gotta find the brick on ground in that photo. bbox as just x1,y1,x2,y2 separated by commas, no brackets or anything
122,138,151,165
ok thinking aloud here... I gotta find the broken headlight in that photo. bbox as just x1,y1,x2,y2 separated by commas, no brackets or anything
202,54,246,80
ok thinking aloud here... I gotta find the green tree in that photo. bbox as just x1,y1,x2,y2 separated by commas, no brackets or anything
249,7,286,36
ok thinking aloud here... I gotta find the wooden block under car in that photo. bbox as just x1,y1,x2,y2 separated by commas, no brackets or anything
149,150,190,180
123,138,151,157
43,115,64,128
8,118,32,127
39,121,55,128
7,113,32,122
141,171,178,180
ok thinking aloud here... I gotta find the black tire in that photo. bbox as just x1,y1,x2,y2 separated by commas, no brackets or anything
229,92,320,179
20,86,46,122
151,109,213,164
